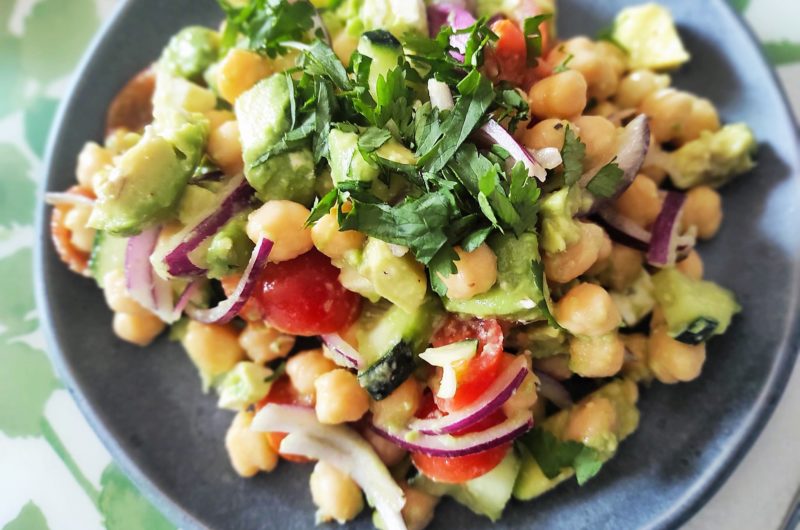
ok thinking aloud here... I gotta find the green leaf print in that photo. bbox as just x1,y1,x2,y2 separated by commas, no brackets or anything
0,340,59,437
727,0,751,13
24,97,60,158
98,465,175,530
763,40,800,66
3,501,49,530
0,0,25,121
20,0,99,83
0,144,35,228
0,249,37,338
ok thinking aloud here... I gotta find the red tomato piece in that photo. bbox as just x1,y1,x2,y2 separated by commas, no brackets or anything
411,408,511,483
431,318,505,412
256,376,312,463
492,19,527,75
256,249,362,336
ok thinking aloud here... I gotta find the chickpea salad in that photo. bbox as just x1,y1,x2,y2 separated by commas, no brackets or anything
46,0,756,528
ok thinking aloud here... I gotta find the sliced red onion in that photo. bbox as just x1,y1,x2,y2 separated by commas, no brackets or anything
534,147,562,170
427,79,454,111
580,114,650,199
427,3,476,60
252,404,406,530
321,333,363,369
45,192,96,207
186,238,272,324
159,174,254,277
647,191,686,267
126,227,162,312
474,119,547,181
409,355,529,435
533,370,572,409
371,411,533,457
173,281,200,316
595,205,651,251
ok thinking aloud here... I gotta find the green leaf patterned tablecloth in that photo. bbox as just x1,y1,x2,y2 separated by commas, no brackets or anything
0,1,797,529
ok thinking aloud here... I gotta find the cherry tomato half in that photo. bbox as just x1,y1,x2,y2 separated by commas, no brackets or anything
256,249,361,336
431,318,505,412
256,376,313,463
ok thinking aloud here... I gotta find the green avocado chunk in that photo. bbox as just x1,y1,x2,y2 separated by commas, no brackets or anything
444,232,545,322
612,3,690,70
540,187,582,255
205,212,255,279
235,75,316,205
160,26,220,80
359,238,428,314
668,123,757,189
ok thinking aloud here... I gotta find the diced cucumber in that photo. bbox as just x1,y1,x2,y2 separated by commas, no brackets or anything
357,30,403,99
652,268,740,344
89,231,128,288
358,341,415,400
411,450,521,522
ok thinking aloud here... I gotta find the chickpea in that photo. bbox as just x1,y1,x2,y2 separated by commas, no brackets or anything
217,48,273,103
621,332,652,383
502,370,539,417
225,410,278,477
76,142,113,189
679,98,721,144
204,109,236,131
613,174,662,229
567,48,620,102
208,120,244,176
602,244,644,291
589,100,620,121
568,332,625,377
594,41,627,77
311,210,365,260
238,321,295,364
545,222,608,284
520,119,570,151
677,250,704,280
182,321,245,385
332,32,359,66
309,461,364,524
556,282,621,336
641,88,695,144
113,312,165,346
564,396,618,447
285,348,336,400
615,70,671,109
362,428,407,467
648,326,706,383
439,244,498,300
640,163,669,186
63,204,96,253
573,115,618,169
529,70,588,119
314,369,370,424
533,354,572,380
371,377,422,428
682,186,723,239
400,485,440,530
102,269,148,315
246,200,314,262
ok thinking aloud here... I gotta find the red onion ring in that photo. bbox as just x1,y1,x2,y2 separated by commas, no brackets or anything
321,333,363,369
647,191,686,267
474,119,547,181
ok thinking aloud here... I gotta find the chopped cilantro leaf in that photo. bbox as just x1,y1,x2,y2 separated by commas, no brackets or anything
586,162,624,198
523,14,553,66
523,428,605,485
218,0,316,57
358,128,393,155
561,125,586,186
305,188,338,226
574,446,604,485
553,53,575,73
531,260,563,330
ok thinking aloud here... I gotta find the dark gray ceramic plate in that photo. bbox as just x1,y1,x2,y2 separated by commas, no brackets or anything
35,0,800,529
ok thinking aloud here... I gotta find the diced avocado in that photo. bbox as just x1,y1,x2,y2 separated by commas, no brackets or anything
652,267,740,344
205,213,255,279
513,443,572,500
610,270,656,327
357,0,428,38
357,30,403,99
355,296,443,364
444,233,544,322
540,187,582,254
667,123,757,189
152,71,217,119
328,128,409,201
507,322,568,359
159,26,220,80
360,238,428,314
176,184,219,225
217,361,273,410
235,75,316,206
89,118,208,236
89,231,128,288
412,450,521,522
336,251,382,302
612,3,690,70
593,379,640,439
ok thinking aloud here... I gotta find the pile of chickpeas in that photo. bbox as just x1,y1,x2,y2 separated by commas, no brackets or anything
51,22,731,529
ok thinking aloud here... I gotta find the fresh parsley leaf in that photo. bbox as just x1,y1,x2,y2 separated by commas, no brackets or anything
553,53,575,73
428,244,460,297
508,161,541,235
531,260,562,330
219,0,316,57
312,78,334,163
524,428,583,479
461,225,494,252
574,446,604,485
292,40,352,90
358,127,393,155
252,113,315,166
305,188,338,226
586,161,624,198
561,125,586,186
523,14,553,66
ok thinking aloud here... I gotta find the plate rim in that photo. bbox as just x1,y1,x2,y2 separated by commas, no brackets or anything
32,1,800,529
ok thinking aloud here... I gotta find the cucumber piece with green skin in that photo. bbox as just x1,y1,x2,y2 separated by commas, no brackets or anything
357,30,403,99
410,450,521,521
89,231,128,288
651,268,740,345
358,341,415,400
